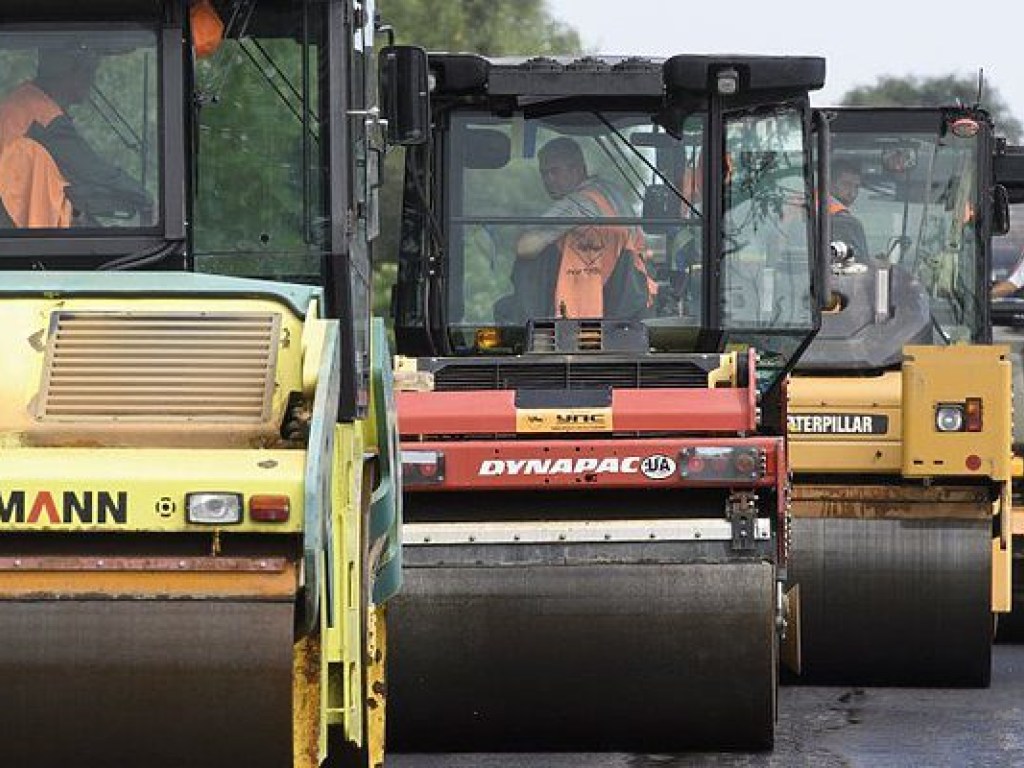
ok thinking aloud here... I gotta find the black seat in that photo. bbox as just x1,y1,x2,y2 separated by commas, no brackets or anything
0,194,14,228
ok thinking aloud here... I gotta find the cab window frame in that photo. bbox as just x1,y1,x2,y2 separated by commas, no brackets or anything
0,20,184,262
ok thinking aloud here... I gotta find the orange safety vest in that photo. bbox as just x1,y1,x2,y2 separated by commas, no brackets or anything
553,186,655,318
827,197,848,216
0,82,72,228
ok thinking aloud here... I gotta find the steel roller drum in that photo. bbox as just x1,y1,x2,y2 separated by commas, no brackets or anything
0,600,295,768
789,517,993,686
389,540,777,751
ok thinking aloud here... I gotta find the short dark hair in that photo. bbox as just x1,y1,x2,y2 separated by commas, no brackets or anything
538,137,586,171
831,157,861,180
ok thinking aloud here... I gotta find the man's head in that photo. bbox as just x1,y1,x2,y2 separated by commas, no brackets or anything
538,137,587,199
831,158,861,207
36,48,101,108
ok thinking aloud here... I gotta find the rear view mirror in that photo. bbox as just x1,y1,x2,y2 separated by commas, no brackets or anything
379,45,430,146
993,184,1011,236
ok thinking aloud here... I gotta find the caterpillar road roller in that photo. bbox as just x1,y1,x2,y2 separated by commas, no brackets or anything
788,106,1013,685
382,51,830,750
0,1,407,766
990,142,1024,636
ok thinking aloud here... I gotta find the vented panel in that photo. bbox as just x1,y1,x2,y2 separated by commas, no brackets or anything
433,360,712,391
38,312,280,422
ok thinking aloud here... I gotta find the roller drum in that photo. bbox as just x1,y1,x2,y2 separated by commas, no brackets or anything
790,517,993,686
389,540,777,751
0,600,295,768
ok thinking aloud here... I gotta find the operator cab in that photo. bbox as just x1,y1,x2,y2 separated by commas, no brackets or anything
0,5,178,267
800,107,999,371
0,0,386,416
390,53,828,394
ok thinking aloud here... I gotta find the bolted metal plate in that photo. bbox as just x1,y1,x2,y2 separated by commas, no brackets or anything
402,517,771,546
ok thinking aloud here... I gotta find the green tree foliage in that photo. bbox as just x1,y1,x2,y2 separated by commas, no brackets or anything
373,0,583,315
192,37,324,278
382,0,581,55
841,74,1023,142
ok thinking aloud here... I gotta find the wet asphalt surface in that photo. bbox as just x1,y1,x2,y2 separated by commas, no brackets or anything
391,643,1024,768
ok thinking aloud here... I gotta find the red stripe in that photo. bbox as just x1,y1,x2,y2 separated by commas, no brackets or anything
397,386,755,437
403,436,782,491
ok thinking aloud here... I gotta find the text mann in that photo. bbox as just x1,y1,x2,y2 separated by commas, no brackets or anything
0,491,129,525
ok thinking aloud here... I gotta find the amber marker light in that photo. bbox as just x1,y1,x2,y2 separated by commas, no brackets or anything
476,327,502,350
249,495,291,523
965,398,983,432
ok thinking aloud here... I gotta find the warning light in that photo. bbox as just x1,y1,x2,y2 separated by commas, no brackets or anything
476,327,502,350
949,118,979,139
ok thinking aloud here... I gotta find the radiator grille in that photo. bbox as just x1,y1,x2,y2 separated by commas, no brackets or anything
38,312,280,422
433,359,712,391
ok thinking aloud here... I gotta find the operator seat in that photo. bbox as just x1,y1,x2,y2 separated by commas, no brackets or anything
0,195,13,228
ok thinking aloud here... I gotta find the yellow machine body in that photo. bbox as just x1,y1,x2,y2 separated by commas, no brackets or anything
790,345,1012,610
0,293,384,767
789,344,1012,684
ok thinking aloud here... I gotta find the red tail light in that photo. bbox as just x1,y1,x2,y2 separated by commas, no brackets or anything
249,495,291,523
965,398,983,432
403,450,446,487
679,447,764,482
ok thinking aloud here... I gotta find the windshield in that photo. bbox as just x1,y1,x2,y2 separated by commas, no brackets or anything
444,107,817,389
828,114,986,343
0,29,160,231
191,8,328,283
447,110,699,343
719,106,816,385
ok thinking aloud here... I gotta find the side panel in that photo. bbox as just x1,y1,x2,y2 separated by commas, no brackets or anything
903,345,1012,480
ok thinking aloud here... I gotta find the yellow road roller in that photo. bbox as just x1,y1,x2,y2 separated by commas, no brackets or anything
0,1,408,765
789,106,1013,685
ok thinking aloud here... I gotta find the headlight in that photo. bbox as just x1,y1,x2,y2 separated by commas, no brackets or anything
186,492,243,524
935,405,965,432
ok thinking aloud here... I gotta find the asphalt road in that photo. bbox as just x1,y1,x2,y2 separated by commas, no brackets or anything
391,643,1024,768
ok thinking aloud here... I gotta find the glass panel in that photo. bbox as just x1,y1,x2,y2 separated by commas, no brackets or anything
0,30,160,230
830,119,985,342
446,110,704,349
721,107,813,331
192,5,326,283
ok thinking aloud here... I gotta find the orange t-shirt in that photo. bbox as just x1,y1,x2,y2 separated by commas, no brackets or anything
553,186,653,318
0,82,72,228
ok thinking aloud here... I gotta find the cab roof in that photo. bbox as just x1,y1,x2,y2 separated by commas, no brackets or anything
428,52,826,99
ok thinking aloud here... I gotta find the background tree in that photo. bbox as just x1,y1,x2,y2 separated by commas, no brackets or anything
382,0,581,54
373,0,583,315
841,74,1023,142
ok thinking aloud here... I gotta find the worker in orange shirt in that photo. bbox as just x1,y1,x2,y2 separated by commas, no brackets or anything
0,47,153,229
828,158,870,260
510,137,655,320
